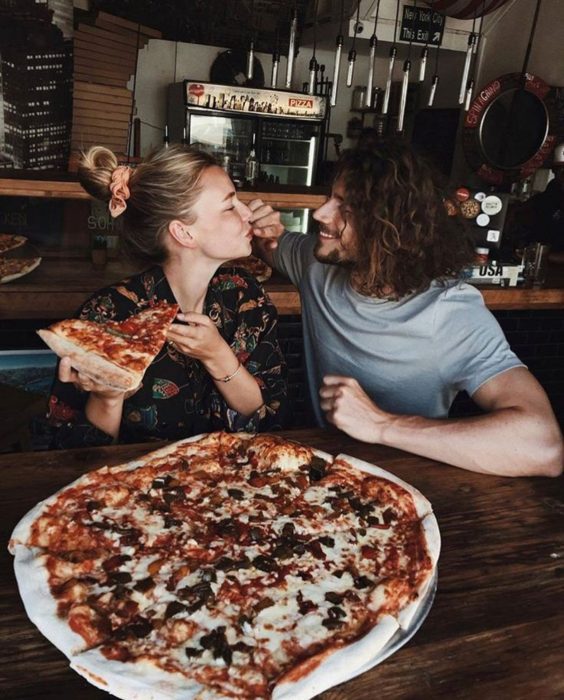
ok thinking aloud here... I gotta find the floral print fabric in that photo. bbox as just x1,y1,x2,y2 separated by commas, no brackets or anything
47,266,288,448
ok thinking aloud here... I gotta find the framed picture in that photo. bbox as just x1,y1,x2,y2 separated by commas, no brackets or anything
0,349,57,395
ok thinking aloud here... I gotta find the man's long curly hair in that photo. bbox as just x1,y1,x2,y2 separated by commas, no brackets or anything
333,141,475,299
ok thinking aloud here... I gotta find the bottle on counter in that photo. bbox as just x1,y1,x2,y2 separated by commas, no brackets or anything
474,247,489,266
245,148,259,187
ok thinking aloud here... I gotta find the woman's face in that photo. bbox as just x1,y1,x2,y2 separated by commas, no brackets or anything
189,166,252,262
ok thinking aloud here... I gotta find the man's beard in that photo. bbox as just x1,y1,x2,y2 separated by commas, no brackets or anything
313,237,356,268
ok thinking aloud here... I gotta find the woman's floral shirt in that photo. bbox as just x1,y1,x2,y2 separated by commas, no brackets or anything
47,266,288,447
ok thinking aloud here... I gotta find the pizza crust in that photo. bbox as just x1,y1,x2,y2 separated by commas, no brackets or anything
70,649,208,700
273,614,399,700
335,453,433,519
0,233,27,253
13,545,89,657
38,328,141,391
0,256,41,283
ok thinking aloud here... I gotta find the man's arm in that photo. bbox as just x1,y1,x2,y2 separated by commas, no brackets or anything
319,368,563,477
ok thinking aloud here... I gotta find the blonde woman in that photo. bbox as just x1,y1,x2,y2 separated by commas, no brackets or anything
47,145,287,447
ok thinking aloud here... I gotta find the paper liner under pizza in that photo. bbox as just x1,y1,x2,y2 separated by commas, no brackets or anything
9,431,440,700
37,301,179,391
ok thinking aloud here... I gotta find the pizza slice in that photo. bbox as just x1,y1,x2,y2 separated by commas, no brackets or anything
37,301,179,391
222,255,272,282
0,256,41,284
0,233,27,254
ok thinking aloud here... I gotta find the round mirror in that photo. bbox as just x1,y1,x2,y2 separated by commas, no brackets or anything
463,73,557,185
480,89,548,169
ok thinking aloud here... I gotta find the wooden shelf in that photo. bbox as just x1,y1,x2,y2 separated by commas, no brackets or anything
2,259,564,320
0,178,90,200
0,177,326,209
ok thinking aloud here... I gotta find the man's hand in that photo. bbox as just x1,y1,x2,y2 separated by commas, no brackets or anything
248,199,284,264
319,375,391,443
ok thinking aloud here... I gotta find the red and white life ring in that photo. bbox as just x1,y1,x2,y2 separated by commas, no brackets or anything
422,0,512,19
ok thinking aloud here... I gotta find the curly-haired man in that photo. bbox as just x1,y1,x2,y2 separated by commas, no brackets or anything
250,141,562,477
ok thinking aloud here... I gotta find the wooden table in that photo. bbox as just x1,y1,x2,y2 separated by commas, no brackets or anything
1,428,563,699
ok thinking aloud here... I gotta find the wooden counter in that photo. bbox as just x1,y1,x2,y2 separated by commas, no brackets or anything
1,258,564,319
2,428,564,699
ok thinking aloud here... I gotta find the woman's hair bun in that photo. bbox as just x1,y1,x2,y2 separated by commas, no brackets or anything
78,146,119,202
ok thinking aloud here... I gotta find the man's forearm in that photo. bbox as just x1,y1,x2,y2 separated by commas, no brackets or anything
380,408,563,477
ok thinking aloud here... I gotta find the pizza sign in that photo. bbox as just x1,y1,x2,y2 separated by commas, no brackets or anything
289,97,314,108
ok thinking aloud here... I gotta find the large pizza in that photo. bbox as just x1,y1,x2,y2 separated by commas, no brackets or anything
9,432,440,699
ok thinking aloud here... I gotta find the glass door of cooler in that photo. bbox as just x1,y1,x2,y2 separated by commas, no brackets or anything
279,208,314,234
258,121,318,186
188,113,254,187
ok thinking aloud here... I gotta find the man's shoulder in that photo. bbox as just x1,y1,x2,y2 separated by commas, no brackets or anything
415,280,487,323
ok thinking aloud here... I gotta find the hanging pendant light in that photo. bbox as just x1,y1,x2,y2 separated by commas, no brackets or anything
383,0,401,115
397,2,415,133
427,28,441,105
397,59,411,132
247,0,255,80
308,0,319,95
419,46,428,81
366,34,377,107
330,0,345,107
346,1,361,88
365,0,381,108
247,40,255,80
271,51,280,88
464,8,485,111
458,29,477,103
428,73,439,105
285,6,298,89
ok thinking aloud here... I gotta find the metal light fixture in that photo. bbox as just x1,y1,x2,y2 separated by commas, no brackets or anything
247,40,255,80
308,0,319,95
285,7,298,88
271,51,280,88
330,0,345,107
397,59,411,132
383,0,401,115
346,1,361,87
365,0,381,108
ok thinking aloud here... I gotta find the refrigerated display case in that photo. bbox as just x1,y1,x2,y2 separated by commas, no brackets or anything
167,81,327,187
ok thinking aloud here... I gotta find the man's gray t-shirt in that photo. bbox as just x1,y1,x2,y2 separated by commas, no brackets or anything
273,231,524,425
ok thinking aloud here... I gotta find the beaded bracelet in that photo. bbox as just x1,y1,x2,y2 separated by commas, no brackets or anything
210,360,242,383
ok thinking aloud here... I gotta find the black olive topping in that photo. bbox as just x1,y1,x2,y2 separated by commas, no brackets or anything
324,591,344,604
185,647,203,658
322,618,344,629
353,575,372,589
227,488,244,500
308,456,327,482
107,571,132,584
252,555,278,572
165,601,187,619
134,576,155,592
328,605,346,619
319,536,335,547
151,475,173,489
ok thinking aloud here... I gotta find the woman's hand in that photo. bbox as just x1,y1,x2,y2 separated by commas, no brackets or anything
58,357,132,404
167,312,235,377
